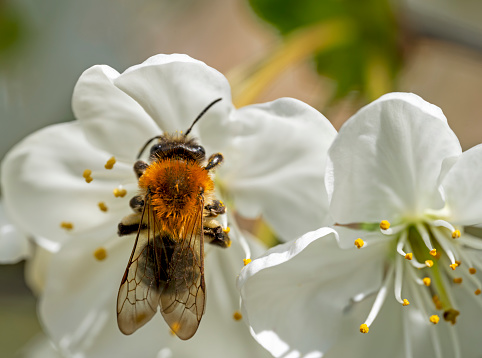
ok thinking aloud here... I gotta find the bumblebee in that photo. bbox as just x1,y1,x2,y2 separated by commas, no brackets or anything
116,98,230,340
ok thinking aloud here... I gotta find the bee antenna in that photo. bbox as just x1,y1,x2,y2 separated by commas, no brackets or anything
137,135,163,159
184,98,222,136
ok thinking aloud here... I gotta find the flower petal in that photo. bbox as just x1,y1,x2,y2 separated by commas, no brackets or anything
219,98,337,241
441,144,482,225
1,122,135,242
0,200,31,263
73,65,160,163
327,93,462,224
238,228,389,357
113,54,234,151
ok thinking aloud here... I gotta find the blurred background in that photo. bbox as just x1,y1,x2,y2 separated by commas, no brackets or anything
1,0,482,356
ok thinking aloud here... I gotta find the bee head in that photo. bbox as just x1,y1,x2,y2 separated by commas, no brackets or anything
149,139,206,162
137,98,222,160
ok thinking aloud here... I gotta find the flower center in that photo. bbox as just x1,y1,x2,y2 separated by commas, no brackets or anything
357,216,482,341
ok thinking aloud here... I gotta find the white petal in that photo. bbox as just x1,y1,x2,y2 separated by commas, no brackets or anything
113,54,234,150
238,228,388,357
1,122,135,242
0,200,31,263
16,333,62,358
327,92,462,224
40,226,270,357
441,144,482,225
72,64,161,163
220,98,337,241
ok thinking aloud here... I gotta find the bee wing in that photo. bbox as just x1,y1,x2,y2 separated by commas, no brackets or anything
159,194,206,340
117,196,168,335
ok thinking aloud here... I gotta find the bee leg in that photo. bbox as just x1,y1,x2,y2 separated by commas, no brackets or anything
204,200,226,217
129,195,144,213
204,153,223,171
134,160,149,178
118,213,146,236
203,219,230,248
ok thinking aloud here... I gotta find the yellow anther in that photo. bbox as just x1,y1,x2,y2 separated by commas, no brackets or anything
359,324,369,333
379,220,390,230
354,238,364,249
243,258,252,266
450,263,458,270
93,247,107,261
453,278,463,284
452,230,461,239
455,260,462,266
83,169,93,183
223,226,231,233
475,289,481,296
60,221,74,230
429,315,440,324
469,267,477,275
423,277,431,286
113,188,127,197
233,311,243,321
405,253,413,260
425,260,434,268
98,202,108,212
432,295,443,310
402,299,410,306
429,249,437,257
443,309,460,325
104,156,116,170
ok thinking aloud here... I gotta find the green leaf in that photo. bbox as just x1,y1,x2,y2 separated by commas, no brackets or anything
248,0,402,100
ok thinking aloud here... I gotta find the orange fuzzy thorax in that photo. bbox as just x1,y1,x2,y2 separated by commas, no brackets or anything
138,158,214,238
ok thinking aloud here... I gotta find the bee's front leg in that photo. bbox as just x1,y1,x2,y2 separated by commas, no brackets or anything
203,218,230,248
204,153,223,171
134,160,149,178
204,200,226,217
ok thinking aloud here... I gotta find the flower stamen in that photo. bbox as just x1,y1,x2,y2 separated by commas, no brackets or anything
354,238,364,249
60,221,74,230
379,220,390,230
105,156,116,169
98,201,108,212
93,247,107,261
83,169,93,183
429,315,440,324
423,277,431,286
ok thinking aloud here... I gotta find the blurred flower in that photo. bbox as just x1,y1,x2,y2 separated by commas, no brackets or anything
238,93,482,358
1,54,336,357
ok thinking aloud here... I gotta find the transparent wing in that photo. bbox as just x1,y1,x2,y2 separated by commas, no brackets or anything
160,194,206,340
117,195,169,335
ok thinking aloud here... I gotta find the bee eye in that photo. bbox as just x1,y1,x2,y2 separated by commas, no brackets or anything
193,146,205,156
149,144,164,156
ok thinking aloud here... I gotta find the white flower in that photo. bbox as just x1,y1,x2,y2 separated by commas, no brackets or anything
1,54,336,357
238,93,482,358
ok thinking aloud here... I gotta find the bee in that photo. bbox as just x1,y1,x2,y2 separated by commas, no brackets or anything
116,98,231,340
